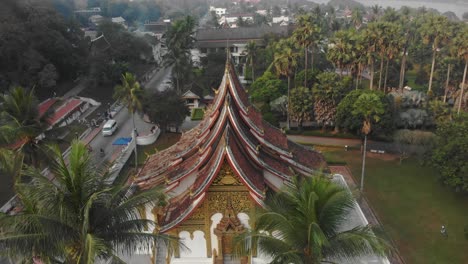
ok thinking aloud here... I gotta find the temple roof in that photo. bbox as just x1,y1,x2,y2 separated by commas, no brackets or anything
134,60,326,232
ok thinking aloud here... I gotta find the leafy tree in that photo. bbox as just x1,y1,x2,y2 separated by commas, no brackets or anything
0,0,88,91
143,89,190,132
0,141,177,263
0,87,50,166
38,64,59,89
249,72,286,103
431,113,468,192
235,175,389,263
313,72,351,129
289,86,313,130
294,69,320,88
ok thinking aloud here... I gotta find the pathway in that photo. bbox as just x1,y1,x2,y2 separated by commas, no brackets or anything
330,165,406,264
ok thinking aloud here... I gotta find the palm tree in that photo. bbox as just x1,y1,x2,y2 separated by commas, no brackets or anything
163,16,197,93
0,141,177,263
0,86,51,166
420,14,451,95
352,93,385,191
114,72,143,169
363,24,380,90
245,41,257,82
293,15,321,86
383,23,403,90
271,39,300,130
454,26,468,114
351,8,363,30
235,174,389,263
327,30,353,77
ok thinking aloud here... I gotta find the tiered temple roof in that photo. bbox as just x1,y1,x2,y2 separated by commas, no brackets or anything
134,60,327,232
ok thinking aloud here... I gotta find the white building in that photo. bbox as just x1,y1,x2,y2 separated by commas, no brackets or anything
209,6,227,17
272,15,289,24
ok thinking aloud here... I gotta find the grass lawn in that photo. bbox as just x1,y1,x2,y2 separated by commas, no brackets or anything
191,108,205,121
320,147,468,264
406,69,425,91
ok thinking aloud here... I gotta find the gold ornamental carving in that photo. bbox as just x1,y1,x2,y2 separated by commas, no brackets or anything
212,163,242,186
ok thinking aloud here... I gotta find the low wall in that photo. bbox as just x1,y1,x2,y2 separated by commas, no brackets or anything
136,127,160,146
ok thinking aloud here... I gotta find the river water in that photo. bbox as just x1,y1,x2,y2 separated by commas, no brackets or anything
310,0,468,18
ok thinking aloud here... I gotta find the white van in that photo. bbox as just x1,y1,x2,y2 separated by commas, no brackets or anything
102,119,118,136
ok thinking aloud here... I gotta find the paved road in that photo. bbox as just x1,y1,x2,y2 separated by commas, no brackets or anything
143,65,172,92
87,108,152,168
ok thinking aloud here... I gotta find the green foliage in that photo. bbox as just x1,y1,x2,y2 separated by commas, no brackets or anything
143,89,190,132
352,93,385,135
113,72,143,115
337,90,394,135
0,141,177,262
191,108,204,121
0,87,50,166
235,175,388,263
289,86,314,129
97,21,152,63
294,69,321,88
249,72,286,103
163,16,197,93
87,0,161,24
196,51,226,96
431,113,468,192
0,0,88,91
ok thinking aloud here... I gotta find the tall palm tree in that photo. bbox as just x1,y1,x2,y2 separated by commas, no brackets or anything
114,72,143,169
420,14,451,95
327,30,353,77
383,23,403,90
0,141,177,263
293,15,321,86
363,24,380,90
0,86,51,166
454,26,468,114
351,8,363,30
245,41,257,82
271,39,300,129
352,93,385,191
163,16,197,93
235,175,389,263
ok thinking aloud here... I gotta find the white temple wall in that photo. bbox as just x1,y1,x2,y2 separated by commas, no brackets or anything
210,213,223,256
178,230,207,258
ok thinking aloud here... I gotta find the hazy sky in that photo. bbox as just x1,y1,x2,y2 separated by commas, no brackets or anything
310,0,468,18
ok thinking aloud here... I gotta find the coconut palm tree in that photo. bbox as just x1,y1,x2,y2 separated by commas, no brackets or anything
0,86,51,166
235,174,389,263
245,41,257,82
113,72,143,169
0,141,177,263
420,14,451,95
271,39,300,129
352,93,385,191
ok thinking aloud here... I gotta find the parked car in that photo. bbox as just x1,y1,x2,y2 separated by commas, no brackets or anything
102,119,118,136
